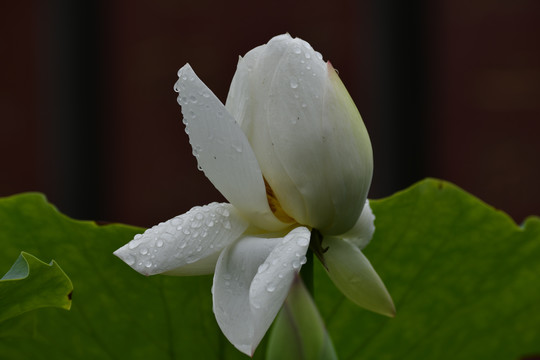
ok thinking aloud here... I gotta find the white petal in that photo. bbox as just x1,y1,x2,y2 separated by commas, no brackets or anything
323,237,395,317
225,34,372,235
174,64,288,231
340,199,375,249
213,226,311,356
113,203,248,276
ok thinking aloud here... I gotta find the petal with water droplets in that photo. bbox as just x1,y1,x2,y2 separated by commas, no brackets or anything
323,236,395,317
212,226,311,356
175,64,289,232
113,202,248,276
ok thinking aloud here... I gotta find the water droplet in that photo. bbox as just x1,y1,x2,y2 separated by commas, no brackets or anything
140,248,148,255
266,285,276,293
231,143,242,153
291,117,297,125
197,164,203,171
292,260,301,269
300,256,307,265
195,213,204,220
206,219,214,227
188,110,196,118
134,234,142,240
202,91,210,98
224,221,231,230
156,239,164,247
258,263,269,274
145,260,153,268
293,46,301,54
183,228,191,235
306,65,311,70
297,237,309,247
304,52,311,59
128,240,141,250
180,242,187,249
125,255,135,266
189,95,197,103
290,79,298,89
217,111,223,117
301,103,307,108
196,246,202,252
223,273,232,280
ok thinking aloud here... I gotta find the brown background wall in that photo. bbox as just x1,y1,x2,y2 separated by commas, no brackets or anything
2,1,539,227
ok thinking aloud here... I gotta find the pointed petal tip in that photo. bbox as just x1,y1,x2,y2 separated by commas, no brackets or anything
376,295,396,318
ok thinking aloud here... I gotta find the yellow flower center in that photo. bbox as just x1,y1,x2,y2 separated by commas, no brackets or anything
264,178,295,223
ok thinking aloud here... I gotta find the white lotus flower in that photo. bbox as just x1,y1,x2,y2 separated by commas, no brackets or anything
114,33,394,356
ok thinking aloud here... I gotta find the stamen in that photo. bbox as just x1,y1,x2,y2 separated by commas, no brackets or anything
264,178,295,223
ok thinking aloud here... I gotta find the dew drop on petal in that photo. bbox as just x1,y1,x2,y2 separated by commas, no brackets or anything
296,237,309,247
290,79,298,89
156,239,164,248
258,263,269,274
140,248,148,255
292,260,301,269
293,46,301,54
266,285,276,293
125,255,135,266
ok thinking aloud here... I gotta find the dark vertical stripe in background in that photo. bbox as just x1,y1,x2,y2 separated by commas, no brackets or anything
39,0,103,220
370,1,427,197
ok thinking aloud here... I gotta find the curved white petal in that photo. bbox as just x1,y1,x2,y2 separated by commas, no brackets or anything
340,200,375,250
113,203,248,276
323,237,395,317
225,34,372,235
174,64,289,231
213,226,311,356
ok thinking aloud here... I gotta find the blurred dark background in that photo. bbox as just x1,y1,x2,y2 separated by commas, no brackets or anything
2,1,539,227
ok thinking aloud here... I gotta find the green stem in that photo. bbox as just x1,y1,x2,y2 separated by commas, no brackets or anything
300,244,314,297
